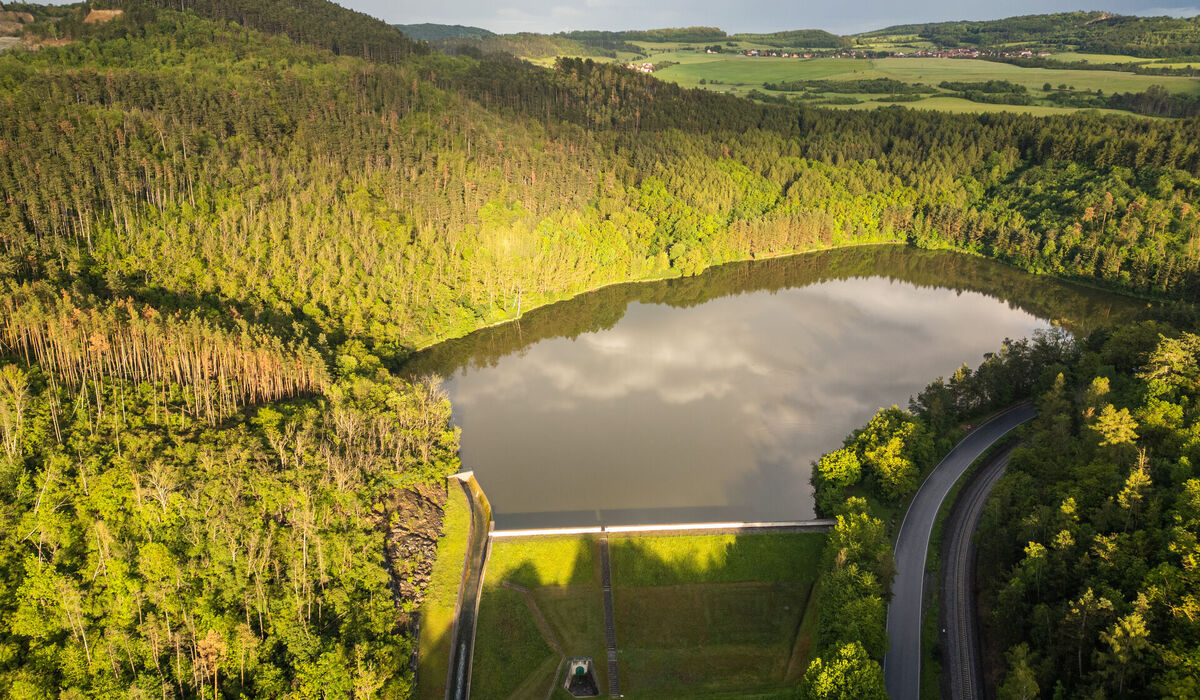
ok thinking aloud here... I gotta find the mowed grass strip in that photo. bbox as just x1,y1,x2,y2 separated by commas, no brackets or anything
486,535,597,587
614,582,813,698
785,582,821,682
619,644,802,699
472,536,606,697
535,585,610,695
609,532,825,586
472,533,824,698
473,586,558,699
414,485,471,700
611,533,824,697
617,582,812,648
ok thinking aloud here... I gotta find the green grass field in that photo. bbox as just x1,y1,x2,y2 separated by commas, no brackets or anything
504,32,1200,116
609,532,826,585
652,55,1200,95
829,95,1142,118
874,57,1198,93
1051,51,1148,64
472,536,604,700
611,533,825,698
470,532,825,699
415,485,472,700
559,42,1200,116
1152,61,1200,69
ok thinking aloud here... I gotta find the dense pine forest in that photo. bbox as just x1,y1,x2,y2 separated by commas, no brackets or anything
1,0,1200,696
5,7,1200,357
806,320,1200,698
806,329,1081,698
865,12,1200,57
975,322,1200,697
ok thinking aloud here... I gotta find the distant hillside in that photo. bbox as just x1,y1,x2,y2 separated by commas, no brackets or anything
133,0,428,61
862,11,1102,41
733,29,850,49
435,32,619,59
437,25,852,59
561,26,726,43
862,11,1200,57
394,22,493,41
6,1,1200,698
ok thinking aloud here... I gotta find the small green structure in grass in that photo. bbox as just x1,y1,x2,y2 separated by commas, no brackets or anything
563,657,599,697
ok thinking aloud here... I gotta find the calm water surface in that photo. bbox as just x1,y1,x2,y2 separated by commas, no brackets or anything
407,246,1147,529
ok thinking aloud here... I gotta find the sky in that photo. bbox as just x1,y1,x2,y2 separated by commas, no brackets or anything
343,0,1200,35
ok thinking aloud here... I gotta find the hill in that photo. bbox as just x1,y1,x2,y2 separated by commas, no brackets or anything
131,0,428,60
734,28,850,49
434,31,618,59
863,11,1200,57
2,0,1200,697
394,22,493,41
973,323,1200,696
414,16,1200,117
561,26,726,43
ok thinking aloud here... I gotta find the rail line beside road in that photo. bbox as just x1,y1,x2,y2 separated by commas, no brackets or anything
884,403,1037,700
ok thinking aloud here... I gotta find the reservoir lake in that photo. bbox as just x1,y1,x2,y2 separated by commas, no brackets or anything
407,246,1148,529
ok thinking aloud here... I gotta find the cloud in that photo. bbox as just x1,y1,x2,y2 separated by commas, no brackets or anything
551,5,584,18
1138,5,1200,15
444,277,1050,520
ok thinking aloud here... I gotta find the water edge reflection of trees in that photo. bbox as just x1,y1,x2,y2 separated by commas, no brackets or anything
405,246,1151,378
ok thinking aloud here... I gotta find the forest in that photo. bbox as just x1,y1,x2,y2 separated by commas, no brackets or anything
731,28,850,49
804,330,1080,698
763,78,932,94
392,23,493,42
1045,85,1200,119
974,322,1200,697
867,12,1200,58
1,0,1200,696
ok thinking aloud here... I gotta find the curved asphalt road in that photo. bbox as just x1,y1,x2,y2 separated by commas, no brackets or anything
942,445,1017,700
884,403,1036,700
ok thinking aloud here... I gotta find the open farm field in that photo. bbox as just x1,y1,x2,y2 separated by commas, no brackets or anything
652,55,871,88
651,55,1200,95
470,532,824,699
828,95,1143,117
1152,60,1200,69
874,57,1200,93
639,51,1200,115
1051,51,1152,63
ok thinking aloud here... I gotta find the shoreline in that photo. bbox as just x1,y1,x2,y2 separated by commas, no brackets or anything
404,238,1167,359
407,238,910,354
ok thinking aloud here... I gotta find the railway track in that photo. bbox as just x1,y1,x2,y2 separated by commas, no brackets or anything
885,403,1036,700
942,447,1016,700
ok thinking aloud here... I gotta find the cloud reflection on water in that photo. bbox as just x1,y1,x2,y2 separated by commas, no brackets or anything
447,276,1050,526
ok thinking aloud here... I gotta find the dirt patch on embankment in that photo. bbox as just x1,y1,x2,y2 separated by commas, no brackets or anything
382,483,448,628
0,9,33,38
84,9,124,24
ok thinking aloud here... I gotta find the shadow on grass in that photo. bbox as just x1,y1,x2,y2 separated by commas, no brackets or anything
471,536,601,700
467,531,825,699
608,531,825,587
